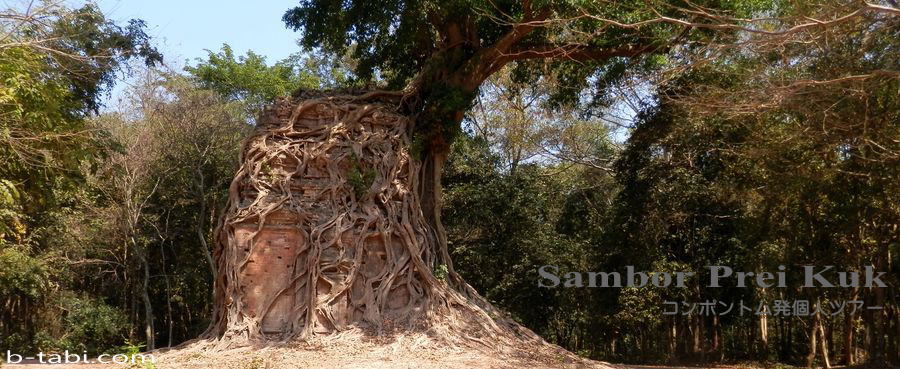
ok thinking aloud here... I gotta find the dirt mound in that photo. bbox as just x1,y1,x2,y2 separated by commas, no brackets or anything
155,329,616,369
172,92,608,368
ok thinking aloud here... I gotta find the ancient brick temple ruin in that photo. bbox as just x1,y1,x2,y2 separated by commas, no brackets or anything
207,91,451,340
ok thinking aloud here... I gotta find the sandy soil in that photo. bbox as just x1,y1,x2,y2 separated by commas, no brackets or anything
3,331,617,369
3,361,789,369
150,332,617,369
3,357,809,369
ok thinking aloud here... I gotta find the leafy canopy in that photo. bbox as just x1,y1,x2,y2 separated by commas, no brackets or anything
283,0,770,105
186,45,317,114
0,3,161,236
186,45,360,116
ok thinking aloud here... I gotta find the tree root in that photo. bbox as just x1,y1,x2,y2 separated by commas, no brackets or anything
200,92,566,358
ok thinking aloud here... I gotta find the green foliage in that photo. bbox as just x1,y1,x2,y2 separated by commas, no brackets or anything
346,154,376,199
598,7,900,362
37,4,161,113
0,179,23,239
413,83,476,147
0,46,92,197
444,135,611,350
283,0,771,104
439,3,899,364
0,2,160,243
51,296,129,356
185,45,319,114
433,264,449,282
186,45,357,116
0,247,50,300
0,247,51,351
84,71,249,349
116,341,156,369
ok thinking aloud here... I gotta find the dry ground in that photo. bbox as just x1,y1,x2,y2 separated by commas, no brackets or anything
4,362,802,369
3,331,615,369
3,358,824,369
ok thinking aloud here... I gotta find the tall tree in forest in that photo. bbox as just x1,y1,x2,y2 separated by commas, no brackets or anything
0,2,159,352
606,1,899,363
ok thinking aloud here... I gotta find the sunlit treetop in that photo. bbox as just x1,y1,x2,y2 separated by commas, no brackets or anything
283,0,771,112
27,4,162,113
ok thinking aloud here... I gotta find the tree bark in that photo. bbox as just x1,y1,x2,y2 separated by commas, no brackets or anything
712,315,721,360
871,253,887,364
205,93,516,344
844,287,857,365
891,304,900,362
818,312,831,368
668,316,677,360
137,244,155,351
807,314,818,368
760,307,769,353
160,237,174,348
195,169,217,282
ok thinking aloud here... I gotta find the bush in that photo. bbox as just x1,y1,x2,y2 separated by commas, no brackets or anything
53,295,130,355
23,293,129,355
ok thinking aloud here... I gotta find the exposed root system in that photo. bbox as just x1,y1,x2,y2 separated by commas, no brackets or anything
192,92,595,367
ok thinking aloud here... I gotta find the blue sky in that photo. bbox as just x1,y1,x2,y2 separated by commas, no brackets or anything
88,0,303,67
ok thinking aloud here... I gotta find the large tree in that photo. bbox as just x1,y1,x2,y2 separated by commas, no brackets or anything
205,0,894,350
0,2,160,352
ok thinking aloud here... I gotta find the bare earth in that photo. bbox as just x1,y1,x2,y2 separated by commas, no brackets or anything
3,361,772,369
4,331,617,369
3,331,796,369
3,358,783,369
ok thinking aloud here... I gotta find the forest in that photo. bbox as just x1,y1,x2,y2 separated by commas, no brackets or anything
0,0,897,368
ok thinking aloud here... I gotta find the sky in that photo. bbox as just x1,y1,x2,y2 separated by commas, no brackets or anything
36,0,304,108
87,0,303,67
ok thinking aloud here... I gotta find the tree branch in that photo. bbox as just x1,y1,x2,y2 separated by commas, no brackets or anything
579,3,898,36
502,42,663,63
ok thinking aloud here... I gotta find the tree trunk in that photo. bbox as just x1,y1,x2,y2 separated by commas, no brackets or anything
818,312,831,369
844,288,857,365
712,315,720,360
195,170,217,283
691,314,701,358
195,174,218,320
668,316,677,360
871,253,886,364
137,245,156,351
807,314,818,368
894,306,900,364
825,319,834,364
205,92,516,344
893,306,900,364
161,239,174,348
699,315,706,362
759,308,769,354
